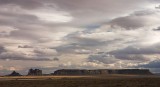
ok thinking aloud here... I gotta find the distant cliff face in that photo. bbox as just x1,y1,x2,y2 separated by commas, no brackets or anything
53,69,152,75
27,69,42,76
53,69,109,75
107,69,152,75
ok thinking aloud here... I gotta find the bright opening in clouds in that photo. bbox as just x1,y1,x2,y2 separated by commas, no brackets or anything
30,9,73,23
0,0,160,75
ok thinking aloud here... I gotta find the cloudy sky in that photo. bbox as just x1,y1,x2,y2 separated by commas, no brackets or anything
0,0,160,75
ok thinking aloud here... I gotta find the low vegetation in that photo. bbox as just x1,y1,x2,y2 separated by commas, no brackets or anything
0,75,159,87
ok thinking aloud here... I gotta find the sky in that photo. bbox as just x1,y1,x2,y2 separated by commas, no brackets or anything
0,0,160,75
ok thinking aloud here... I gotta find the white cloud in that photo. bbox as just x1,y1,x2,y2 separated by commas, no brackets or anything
29,8,73,23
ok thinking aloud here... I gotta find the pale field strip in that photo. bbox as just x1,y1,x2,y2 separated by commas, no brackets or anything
0,74,158,81
0,76,94,80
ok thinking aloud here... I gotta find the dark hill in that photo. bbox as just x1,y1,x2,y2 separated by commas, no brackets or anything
8,71,22,76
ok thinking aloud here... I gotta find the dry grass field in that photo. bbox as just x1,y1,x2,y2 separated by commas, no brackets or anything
0,75,159,87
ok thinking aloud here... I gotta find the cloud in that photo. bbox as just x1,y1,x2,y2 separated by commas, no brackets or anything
0,46,6,54
109,10,160,29
88,52,119,64
0,0,160,74
0,0,43,9
0,44,58,61
33,48,57,56
87,42,160,68
137,60,160,69
110,45,160,55
18,45,33,48
0,51,52,61
51,0,152,26
153,26,160,31
57,9,160,69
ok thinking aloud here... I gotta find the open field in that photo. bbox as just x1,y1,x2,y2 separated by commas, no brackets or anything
0,75,160,87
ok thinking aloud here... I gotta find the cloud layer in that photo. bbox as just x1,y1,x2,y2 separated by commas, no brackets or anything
0,0,160,74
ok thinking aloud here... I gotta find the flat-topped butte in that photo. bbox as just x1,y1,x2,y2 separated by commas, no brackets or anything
53,69,152,75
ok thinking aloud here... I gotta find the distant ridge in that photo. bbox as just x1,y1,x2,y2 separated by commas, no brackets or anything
53,69,153,75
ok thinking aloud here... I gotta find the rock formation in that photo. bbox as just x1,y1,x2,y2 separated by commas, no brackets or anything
27,69,42,76
8,71,22,76
107,69,152,75
53,69,152,75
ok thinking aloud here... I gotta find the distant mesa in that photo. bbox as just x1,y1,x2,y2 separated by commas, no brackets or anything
53,69,153,75
8,71,22,76
27,68,42,76
5,68,153,76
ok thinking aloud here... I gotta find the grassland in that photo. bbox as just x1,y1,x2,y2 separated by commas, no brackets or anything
0,75,159,87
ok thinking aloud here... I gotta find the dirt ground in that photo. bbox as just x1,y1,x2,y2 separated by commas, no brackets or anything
0,75,159,87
